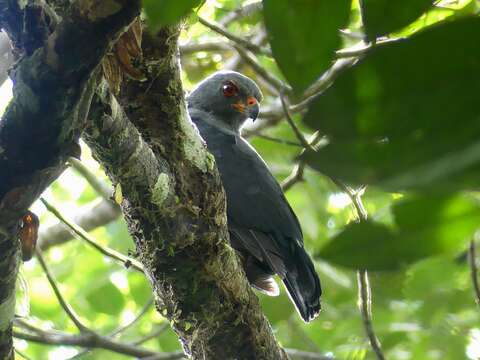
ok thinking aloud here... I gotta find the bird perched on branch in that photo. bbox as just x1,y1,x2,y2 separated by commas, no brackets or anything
188,71,321,322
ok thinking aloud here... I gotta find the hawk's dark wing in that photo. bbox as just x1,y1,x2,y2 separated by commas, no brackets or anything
192,115,321,322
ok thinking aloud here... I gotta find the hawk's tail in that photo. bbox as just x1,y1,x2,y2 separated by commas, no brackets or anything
283,245,321,322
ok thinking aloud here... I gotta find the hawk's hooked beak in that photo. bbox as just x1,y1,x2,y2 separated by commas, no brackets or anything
232,97,259,121
248,102,259,121
246,96,259,121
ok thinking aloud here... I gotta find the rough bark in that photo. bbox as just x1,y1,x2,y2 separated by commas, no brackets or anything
0,1,140,357
82,24,287,359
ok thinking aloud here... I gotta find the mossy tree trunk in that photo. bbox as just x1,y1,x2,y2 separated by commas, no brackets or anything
0,1,286,359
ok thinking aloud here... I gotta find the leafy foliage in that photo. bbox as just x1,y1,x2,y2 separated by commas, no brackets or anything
362,0,435,39
143,0,202,31
262,0,351,93
302,17,480,191
320,193,480,270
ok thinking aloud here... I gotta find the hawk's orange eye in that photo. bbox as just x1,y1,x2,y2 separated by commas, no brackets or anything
222,82,238,97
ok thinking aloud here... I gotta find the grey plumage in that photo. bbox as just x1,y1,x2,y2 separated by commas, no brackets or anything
188,71,321,322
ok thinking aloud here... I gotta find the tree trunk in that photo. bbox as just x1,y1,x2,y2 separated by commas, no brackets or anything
0,1,286,359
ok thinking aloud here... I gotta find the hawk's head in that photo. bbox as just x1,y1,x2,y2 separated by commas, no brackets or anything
188,71,263,131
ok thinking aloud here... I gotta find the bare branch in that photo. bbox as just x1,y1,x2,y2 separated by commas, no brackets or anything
357,271,385,360
198,16,270,56
335,38,401,59
285,348,335,360
254,133,303,148
223,29,267,72
330,180,367,221
35,250,90,333
68,157,113,201
111,298,154,337
180,41,231,55
139,353,186,360
219,1,262,27
133,323,170,346
282,163,306,192
38,198,121,251
329,179,385,360
232,44,291,93
281,132,323,192
280,94,313,150
13,328,164,358
40,198,144,273
67,297,154,359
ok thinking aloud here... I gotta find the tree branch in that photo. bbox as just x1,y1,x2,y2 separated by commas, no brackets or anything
40,197,144,272
38,197,121,250
35,250,90,332
0,2,140,356
218,1,262,27
281,132,323,192
13,328,168,358
280,94,313,150
198,16,270,56
330,181,385,360
68,157,113,201
357,270,384,360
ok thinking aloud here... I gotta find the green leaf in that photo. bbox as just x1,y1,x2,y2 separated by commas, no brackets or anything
263,0,351,93
302,17,480,191
362,0,434,40
143,0,202,30
86,282,125,315
319,193,480,270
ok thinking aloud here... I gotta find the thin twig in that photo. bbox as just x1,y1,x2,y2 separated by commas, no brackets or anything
330,179,385,360
140,352,186,360
301,57,357,101
330,180,367,221
68,157,112,201
285,348,334,360
219,1,262,27
180,41,231,55
335,37,402,59
255,133,303,147
35,250,90,333
338,1,385,353
68,298,155,359
357,271,385,360
281,132,323,192
469,240,480,307
111,298,154,337
13,329,161,358
14,318,54,335
282,163,305,192
14,348,33,360
38,198,121,251
198,16,270,56
257,58,358,125
133,323,170,346
280,94,313,151
232,44,291,93
40,198,144,273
